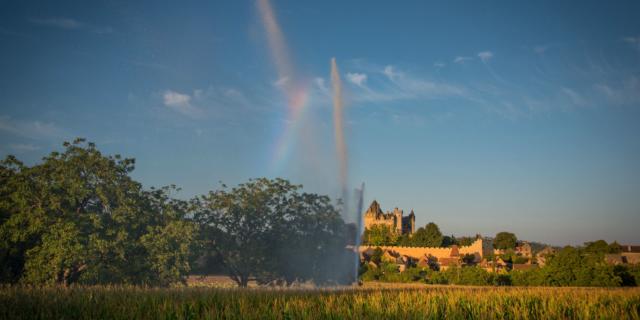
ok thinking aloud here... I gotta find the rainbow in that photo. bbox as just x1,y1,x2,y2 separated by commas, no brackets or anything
257,0,312,170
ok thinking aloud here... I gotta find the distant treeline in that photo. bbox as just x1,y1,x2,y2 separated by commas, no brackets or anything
361,241,640,287
0,139,355,287
362,223,478,247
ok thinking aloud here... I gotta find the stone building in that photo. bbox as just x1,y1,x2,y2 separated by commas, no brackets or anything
515,242,533,258
621,245,640,264
604,245,640,265
363,200,415,235
535,247,555,267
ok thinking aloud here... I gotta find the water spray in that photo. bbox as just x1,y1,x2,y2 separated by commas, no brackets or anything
354,182,365,284
331,58,348,207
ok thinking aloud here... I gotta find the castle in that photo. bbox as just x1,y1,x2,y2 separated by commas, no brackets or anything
361,200,492,267
364,200,415,234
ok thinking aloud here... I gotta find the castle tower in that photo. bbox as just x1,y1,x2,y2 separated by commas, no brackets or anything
365,200,383,217
393,207,403,234
364,200,386,231
402,210,415,234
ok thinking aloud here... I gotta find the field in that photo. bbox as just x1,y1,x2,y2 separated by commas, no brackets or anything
1,284,639,319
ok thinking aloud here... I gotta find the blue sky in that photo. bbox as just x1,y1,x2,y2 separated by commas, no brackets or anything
1,1,639,245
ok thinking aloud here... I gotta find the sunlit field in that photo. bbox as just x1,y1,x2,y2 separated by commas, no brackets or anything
2,285,639,319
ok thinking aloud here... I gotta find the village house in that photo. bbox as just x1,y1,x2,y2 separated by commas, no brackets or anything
604,245,640,265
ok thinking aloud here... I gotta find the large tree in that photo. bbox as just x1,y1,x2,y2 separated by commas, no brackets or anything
193,178,352,287
0,139,196,286
493,232,517,250
412,222,443,247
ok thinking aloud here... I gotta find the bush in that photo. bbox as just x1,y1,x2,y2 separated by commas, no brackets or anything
494,274,512,286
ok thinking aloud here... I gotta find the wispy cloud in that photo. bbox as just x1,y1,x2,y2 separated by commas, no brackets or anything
29,17,82,29
0,115,67,140
383,65,400,80
453,56,473,64
434,62,446,68
163,90,203,118
346,72,367,87
160,86,260,120
593,76,640,105
314,77,329,95
273,76,289,88
622,36,640,52
561,87,588,107
343,64,467,104
29,17,113,34
534,45,549,55
478,51,494,62
9,143,40,152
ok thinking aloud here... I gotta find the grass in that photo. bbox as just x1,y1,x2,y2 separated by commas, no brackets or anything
1,284,639,319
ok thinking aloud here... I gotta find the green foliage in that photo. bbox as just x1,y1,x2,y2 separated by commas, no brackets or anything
493,274,512,286
510,245,623,287
584,240,611,254
584,239,623,255
514,256,529,264
410,222,443,247
0,139,353,287
360,262,427,283
456,236,476,247
461,253,477,265
511,268,545,286
441,235,456,247
381,267,427,283
494,232,517,250
438,266,495,286
609,241,623,253
193,178,351,287
362,224,398,246
545,246,621,287
0,139,197,286
360,241,638,288
370,247,383,265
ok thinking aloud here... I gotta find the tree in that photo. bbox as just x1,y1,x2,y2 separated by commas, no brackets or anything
193,178,351,287
0,139,197,286
362,224,398,246
457,236,476,247
543,246,621,287
584,240,610,254
138,187,199,286
494,232,517,250
609,241,622,254
584,240,622,254
412,222,443,247
442,235,457,247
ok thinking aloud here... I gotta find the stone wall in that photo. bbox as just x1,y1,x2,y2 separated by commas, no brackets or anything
623,252,640,264
359,238,486,260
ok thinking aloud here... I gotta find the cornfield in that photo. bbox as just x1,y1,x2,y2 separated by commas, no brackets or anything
1,284,639,319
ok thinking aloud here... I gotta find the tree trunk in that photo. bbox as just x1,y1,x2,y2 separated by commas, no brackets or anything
60,264,88,287
240,275,249,287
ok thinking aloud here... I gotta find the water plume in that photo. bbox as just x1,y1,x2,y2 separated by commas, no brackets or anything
353,182,365,283
331,58,348,204
256,0,359,285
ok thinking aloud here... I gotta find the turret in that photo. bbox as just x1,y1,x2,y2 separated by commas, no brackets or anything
393,207,403,233
408,210,415,233
365,200,383,217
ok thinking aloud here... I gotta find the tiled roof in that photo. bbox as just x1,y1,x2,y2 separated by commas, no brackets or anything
621,245,640,253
